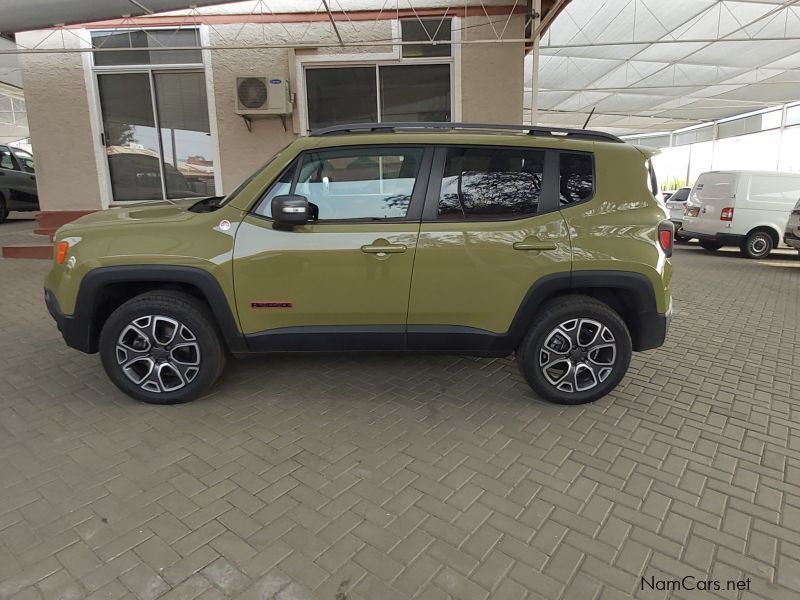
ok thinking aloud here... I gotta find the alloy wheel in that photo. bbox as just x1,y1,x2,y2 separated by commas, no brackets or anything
115,315,201,393
538,318,617,393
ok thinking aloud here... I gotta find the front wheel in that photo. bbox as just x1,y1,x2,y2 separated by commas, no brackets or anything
517,296,632,405
99,291,226,404
740,231,773,259
0,194,8,224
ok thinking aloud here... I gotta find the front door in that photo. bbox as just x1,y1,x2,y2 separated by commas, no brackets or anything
407,144,572,348
233,145,432,351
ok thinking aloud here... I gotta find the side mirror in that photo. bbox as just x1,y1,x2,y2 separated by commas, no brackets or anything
271,194,309,227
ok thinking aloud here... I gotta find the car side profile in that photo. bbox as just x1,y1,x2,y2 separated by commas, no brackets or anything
0,144,39,222
45,123,673,405
682,170,800,258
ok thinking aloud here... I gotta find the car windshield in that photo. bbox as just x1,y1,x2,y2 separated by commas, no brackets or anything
196,142,294,212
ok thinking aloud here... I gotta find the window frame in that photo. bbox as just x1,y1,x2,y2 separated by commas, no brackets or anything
0,146,21,171
421,145,563,222
250,144,434,224
558,150,597,208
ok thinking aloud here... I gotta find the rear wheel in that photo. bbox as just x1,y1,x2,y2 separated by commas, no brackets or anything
517,296,632,405
740,230,773,259
699,240,722,251
99,291,225,404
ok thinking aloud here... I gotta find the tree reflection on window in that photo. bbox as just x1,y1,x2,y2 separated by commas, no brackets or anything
559,153,594,205
438,147,544,219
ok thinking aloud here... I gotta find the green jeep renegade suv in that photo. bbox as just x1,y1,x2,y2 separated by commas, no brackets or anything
44,123,673,405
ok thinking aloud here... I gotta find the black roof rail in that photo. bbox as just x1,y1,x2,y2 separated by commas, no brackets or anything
309,122,624,143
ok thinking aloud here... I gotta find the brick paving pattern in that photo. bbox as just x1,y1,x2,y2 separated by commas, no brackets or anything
0,244,799,599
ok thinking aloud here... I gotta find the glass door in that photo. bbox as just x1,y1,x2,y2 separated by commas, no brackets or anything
97,70,215,202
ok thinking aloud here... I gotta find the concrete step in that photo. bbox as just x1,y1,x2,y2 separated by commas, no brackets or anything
2,244,53,259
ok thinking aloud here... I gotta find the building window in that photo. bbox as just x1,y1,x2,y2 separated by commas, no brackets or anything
438,147,545,219
401,18,452,58
91,28,202,66
559,153,594,205
91,27,214,202
306,64,451,130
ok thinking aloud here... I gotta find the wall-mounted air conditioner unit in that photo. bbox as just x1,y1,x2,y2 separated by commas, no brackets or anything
235,76,292,115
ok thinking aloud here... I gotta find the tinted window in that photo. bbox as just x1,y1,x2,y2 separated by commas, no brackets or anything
11,148,34,173
559,153,594,205
438,147,544,219
306,67,378,131
0,147,16,170
671,188,690,202
401,18,452,58
291,147,422,220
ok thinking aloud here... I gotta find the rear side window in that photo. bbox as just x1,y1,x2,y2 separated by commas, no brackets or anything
671,188,690,202
438,147,544,219
559,152,594,205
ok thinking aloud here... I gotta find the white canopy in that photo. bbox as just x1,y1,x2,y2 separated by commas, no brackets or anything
529,0,800,135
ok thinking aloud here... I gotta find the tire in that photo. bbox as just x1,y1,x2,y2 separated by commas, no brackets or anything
739,230,773,259
699,240,722,251
516,295,632,405
675,232,690,242
99,291,226,404
0,194,8,224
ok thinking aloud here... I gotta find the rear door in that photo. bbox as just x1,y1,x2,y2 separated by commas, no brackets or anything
0,146,32,209
406,144,572,349
684,172,737,235
9,147,38,206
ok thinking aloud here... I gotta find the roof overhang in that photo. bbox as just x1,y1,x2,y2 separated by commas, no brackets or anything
0,0,247,35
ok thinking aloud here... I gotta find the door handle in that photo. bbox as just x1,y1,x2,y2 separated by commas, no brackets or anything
361,244,407,254
513,239,557,251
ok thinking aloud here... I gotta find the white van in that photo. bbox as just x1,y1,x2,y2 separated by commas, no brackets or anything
681,170,800,258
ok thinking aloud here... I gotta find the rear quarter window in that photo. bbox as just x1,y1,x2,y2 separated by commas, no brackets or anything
559,152,594,205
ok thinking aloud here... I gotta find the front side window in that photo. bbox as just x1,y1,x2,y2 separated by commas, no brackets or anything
0,147,16,171
257,147,423,221
559,152,594,205
438,147,544,219
11,148,34,173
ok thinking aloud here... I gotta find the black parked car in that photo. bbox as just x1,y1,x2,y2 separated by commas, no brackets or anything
0,145,39,223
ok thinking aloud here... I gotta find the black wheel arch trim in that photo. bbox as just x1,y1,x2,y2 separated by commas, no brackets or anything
504,270,664,352
63,265,248,355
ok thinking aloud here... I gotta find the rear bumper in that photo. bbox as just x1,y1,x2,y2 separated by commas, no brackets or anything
680,230,744,246
635,298,672,351
784,230,800,249
44,288,95,354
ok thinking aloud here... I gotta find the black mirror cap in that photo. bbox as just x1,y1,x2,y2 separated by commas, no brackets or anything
271,194,310,227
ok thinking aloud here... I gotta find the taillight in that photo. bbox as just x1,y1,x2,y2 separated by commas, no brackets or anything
720,207,734,221
658,221,674,258
56,241,69,264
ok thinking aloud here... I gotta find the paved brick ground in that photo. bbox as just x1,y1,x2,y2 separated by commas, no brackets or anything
0,244,799,600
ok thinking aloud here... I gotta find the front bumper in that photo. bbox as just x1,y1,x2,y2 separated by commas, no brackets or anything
44,288,95,353
784,230,800,249
680,230,745,246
